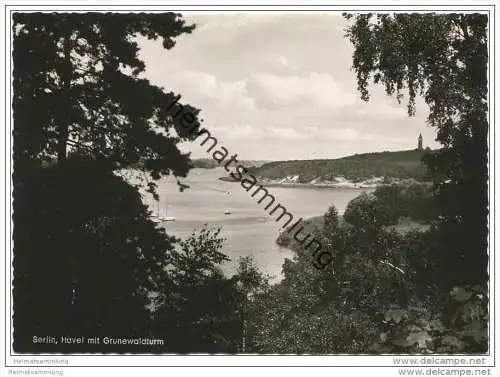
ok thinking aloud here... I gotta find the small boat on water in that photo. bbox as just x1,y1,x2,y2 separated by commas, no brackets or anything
223,190,232,215
159,201,176,222
148,197,176,223
151,200,162,223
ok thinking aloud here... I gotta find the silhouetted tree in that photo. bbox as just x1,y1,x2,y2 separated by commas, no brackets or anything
12,13,205,352
13,12,200,176
344,13,488,287
13,157,177,352
153,228,243,353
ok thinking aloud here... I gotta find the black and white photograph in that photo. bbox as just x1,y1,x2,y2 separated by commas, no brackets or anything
1,1,498,376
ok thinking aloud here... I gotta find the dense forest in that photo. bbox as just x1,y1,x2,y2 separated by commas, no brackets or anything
191,158,267,170
12,12,488,354
277,182,436,250
247,149,433,183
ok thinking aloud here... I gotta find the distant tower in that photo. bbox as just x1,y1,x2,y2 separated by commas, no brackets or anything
418,133,423,151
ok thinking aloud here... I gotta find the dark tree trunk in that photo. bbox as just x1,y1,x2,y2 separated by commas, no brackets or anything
57,34,73,163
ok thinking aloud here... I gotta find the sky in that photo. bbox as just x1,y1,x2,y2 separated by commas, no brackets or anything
138,12,441,161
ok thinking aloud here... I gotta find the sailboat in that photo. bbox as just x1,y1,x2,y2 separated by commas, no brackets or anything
151,199,162,224
162,204,176,222
158,198,176,222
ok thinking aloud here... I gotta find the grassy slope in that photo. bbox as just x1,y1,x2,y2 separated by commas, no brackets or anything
248,150,432,183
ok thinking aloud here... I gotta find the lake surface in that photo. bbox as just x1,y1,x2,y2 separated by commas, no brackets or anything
137,167,370,282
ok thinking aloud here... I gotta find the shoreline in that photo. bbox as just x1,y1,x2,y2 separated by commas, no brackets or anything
218,174,429,190
257,181,379,189
218,176,386,190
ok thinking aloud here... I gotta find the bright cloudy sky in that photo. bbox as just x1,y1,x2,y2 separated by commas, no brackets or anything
138,12,440,161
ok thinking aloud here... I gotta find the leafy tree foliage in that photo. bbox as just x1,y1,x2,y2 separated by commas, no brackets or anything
249,14,489,353
13,12,489,355
250,191,486,353
373,285,487,353
13,12,202,185
323,205,340,234
249,202,408,353
152,236,271,353
344,13,488,287
234,255,271,297
373,183,438,224
13,157,176,352
151,227,238,353
249,150,428,183
12,13,214,352
232,256,271,352
343,192,391,230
